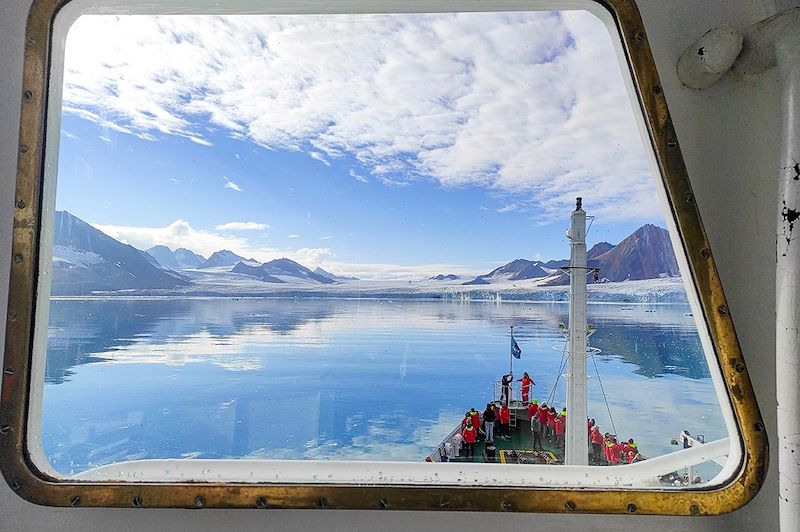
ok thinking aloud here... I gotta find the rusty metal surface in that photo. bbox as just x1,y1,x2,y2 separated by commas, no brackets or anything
0,0,768,514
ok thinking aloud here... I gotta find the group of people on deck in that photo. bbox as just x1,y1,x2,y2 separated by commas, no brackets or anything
459,402,511,458
458,370,645,464
527,399,566,451
589,419,644,465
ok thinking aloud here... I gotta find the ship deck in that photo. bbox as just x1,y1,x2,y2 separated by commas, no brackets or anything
442,406,607,466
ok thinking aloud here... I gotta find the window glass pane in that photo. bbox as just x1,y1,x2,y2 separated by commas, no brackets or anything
36,9,737,488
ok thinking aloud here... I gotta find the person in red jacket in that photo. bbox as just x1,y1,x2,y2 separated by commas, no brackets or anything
527,398,539,419
607,438,622,464
462,420,477,458
554,414,565,449
546,408,556,442
460,412,471,432
498,402,511,439
537,403,549,440
517,372,535,403
468,408,481,440
590,426,604,462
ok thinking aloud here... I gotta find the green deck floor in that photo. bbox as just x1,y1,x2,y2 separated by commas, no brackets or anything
450,410,563,464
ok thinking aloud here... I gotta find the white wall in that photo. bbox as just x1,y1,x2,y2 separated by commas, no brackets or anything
0,0,791,530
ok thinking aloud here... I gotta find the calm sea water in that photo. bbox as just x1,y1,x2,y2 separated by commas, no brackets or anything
42,298,726,476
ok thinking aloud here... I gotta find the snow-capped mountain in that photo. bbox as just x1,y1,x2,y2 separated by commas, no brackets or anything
429,274,460,281
199,250,254,269
230,263,285,283
233,258,335,284
174,248,206,269
314,266,359,281
146,245,180,270
51,211,188,295
146,245,207,270
542,225,678,285
463,259,551,285
468,226,678,287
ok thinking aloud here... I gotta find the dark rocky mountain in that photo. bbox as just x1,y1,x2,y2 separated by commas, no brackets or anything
463,259,550,285
51,211,189,295
199,250,254,269
542,225,678,285
591,224,679,282
472,226,678,287
231,262,285,283
146,245,180,270
588,241,615,259
174,248,206,269
234,258,335,284
429,274,460,281
544,242,614,270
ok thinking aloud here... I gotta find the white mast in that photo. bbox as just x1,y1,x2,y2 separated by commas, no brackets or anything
565,197,589,465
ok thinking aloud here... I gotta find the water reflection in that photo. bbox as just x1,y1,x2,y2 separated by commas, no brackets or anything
42,298,724,475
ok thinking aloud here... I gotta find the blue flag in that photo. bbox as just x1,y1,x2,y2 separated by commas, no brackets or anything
512,337,522,359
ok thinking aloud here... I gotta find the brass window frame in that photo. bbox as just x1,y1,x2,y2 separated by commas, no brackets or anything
1,0,767,514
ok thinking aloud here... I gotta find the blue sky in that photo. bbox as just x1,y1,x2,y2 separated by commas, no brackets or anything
56,11,667,279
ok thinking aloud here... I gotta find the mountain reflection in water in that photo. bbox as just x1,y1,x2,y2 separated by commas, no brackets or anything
42,298,725,476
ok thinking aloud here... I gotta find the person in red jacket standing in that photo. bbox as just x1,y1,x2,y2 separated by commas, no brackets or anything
517,372,535,403
607,437,622,464
545,408,556,442
537,402,549,440
468,408,481,440
462,420,477,458
554,414,565,450
527,399,539,434
590,426,604,462
498,402,511,439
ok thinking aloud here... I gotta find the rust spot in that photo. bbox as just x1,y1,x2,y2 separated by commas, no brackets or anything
730,383,744,401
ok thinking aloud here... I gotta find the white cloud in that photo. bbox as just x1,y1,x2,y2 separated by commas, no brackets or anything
223,176,242,192
91,219,331,267
309,151,331,166
321,260,477,281
320,235,334,240
497,203,519,213
349,169,368,183
215,221,269,231
379,176,410,187
287,234,300,239
64,11,656,221
92,219,247,257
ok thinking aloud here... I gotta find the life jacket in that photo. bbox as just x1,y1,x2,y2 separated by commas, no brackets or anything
470,411,481,428
555,418,565,436
591,430,604,445
528,403,539,418
608,443,622,464
499,406,510,424
463,426,477,444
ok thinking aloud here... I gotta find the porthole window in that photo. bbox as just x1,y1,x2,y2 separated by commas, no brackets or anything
1,0,766,513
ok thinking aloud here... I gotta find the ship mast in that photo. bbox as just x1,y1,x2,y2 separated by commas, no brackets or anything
565,197,589,465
